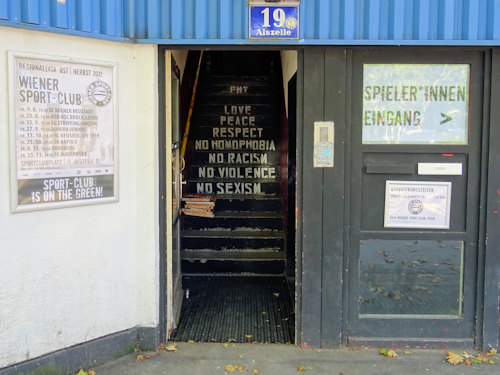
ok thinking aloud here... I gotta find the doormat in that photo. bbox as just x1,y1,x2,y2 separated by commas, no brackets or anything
171,276,294,344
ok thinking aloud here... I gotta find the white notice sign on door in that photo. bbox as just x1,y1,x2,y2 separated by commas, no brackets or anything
384,181,452,229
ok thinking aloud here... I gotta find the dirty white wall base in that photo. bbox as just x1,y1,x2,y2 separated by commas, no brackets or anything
0,27,159,369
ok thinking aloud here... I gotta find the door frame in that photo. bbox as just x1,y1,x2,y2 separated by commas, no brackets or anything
484,49,500,350
347,49,483,345
159,45,499,350
295,48,346,348
158,46,301,343
297,46,495,349
159,50,178,341
157,45,500,350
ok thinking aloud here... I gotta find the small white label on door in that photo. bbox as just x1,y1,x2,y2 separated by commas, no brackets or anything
313,121,334,168
418,163,463,175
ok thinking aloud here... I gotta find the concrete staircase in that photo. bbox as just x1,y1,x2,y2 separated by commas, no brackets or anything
181,59,285,275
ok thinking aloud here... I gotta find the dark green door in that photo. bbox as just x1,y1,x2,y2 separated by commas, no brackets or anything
347,50,483,345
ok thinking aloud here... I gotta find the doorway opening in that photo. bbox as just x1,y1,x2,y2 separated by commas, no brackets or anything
162,50,297,344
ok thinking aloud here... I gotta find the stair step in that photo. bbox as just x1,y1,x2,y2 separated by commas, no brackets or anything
181,249,285,261
199,85,274,96
193,138,278,152
193,126,279,139
201,75,273,85
188,180,281,195
190,165,279,180
182,230,284,251
182,230,284,239
197,94,274,104
215,195,282,211
192,151,278,165
213,211,283,218
181,260,285,275
197,103,275,115
194,114,276,126
182,212,283,230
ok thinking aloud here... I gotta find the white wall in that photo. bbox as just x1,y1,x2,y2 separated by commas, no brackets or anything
0,27,159,368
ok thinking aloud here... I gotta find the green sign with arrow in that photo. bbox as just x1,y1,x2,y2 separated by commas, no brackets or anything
362,64,469,144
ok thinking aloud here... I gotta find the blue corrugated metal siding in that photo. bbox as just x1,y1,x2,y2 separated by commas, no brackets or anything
1,0,500,44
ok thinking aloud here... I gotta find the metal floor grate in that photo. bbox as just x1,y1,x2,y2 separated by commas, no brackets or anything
171,276,294,344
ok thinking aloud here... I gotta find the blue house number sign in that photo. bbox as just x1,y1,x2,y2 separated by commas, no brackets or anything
249,5,299,39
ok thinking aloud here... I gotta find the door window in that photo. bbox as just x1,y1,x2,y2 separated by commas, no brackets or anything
359,239,464,317
362,64,470,145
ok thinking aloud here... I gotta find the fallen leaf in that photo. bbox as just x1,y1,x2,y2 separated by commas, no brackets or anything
404,350,413,355
297,365,305,371
245,334,253,339
222,343,229,347
144,354,152,359
486,348,497,356
77,370,88,375
446,351,464,365
88,371,96,375
461,351,471,359
465,359,472,366
387,350,398,358
253,370,260,375
188,340,195,343
474,353,494,364
225,364,245,373
136,355,144,362
273,293,280,297
379,347,397,358
164,343,178,352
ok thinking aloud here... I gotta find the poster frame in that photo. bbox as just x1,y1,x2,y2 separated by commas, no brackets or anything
8,51,119,213
384,180,452,229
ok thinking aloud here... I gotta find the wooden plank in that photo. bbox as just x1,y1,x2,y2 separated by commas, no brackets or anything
321,47,346,348
157,48,168,342
299,48,325,348
295,52,305,343
483,48,500,350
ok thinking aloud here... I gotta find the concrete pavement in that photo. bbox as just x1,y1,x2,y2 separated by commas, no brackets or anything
91,342,498,375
